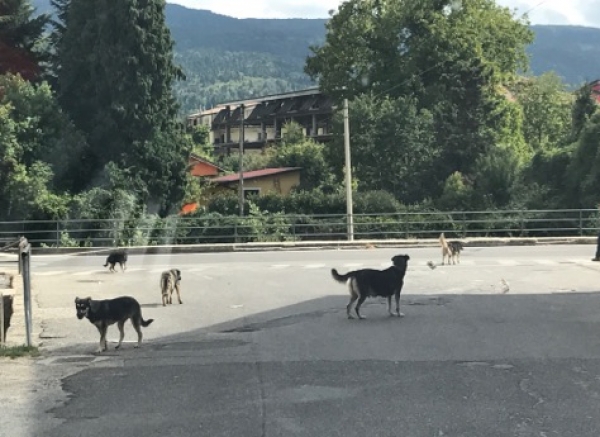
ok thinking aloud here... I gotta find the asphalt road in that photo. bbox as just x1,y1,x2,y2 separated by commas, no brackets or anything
4,244,600,437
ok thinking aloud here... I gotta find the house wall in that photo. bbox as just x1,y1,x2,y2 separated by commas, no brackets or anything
218,171,301,196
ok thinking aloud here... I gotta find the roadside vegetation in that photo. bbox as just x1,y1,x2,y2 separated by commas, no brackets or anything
0,345,40,359
1,0,599,245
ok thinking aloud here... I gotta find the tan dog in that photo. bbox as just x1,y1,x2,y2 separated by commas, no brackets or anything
160,269,182,306
439,233,464,265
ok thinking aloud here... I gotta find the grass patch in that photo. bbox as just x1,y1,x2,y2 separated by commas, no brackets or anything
0,345,40,359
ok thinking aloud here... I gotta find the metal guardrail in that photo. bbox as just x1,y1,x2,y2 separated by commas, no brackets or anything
0,209,598,247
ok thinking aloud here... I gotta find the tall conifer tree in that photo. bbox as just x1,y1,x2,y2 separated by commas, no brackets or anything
55,0,188,214
0,0,49,81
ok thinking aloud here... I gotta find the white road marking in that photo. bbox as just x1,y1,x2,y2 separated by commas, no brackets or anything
304,264,326,269
343,263,364,268
270,264,291,269
456,259,475,265
497,260,519,266
535,260,557,266
35,271,66,276
72,270,103,276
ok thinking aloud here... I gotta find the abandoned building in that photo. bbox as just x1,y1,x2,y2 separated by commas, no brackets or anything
186,88,335,156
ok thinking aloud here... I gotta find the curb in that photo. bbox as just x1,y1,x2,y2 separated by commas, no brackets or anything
9,236,597,256
0,271,33,347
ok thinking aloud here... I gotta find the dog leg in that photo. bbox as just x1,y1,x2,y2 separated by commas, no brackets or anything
346,279,359,319
132,318,143,348
394,292,404,317
355,295,367,319
94,324,104,353
387,296,394,317
175,284,183,304
115,321,125,349
98,324,108,352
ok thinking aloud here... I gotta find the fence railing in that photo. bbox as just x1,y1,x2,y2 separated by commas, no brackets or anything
0,209,598,248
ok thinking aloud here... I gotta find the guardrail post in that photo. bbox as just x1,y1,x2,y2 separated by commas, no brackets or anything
519,210,525,237
20,239,32,347
579,210,583,236
17,236,25,275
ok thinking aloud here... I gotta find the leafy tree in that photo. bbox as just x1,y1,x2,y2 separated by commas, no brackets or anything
270,138,335,192
564,112,600,207
436,172,474,211
55,0,187,214
0,73,87,192
0,0,50,81
0,99,70,221
326,94,439,204
471,146,522,208
514,73,573,151
306,0,533,102
570,82,597,142
307,0,533,190
522,146,572,208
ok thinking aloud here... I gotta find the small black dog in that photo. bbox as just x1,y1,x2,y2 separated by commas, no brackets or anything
75,296,154,352
331,254,410,319
103,250,128,272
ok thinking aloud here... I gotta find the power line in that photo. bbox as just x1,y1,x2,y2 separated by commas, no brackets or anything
522,0,551,16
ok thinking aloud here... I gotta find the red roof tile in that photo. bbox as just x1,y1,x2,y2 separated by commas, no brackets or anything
211,167,301,184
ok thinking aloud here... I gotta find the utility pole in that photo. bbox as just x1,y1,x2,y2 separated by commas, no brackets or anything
343,97,354,241
238,104,245,216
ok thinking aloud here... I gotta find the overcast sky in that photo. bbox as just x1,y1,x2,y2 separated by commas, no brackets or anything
170,0,600,27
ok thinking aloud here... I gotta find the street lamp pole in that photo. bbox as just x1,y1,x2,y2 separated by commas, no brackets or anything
343,96,354,241
238,104,245,216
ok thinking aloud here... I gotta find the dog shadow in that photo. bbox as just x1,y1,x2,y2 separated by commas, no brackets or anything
140,303,164,309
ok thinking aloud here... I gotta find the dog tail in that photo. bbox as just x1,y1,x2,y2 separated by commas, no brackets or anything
439,232,448,249
141,318,154,327
331,268,353,283
103,260,109,267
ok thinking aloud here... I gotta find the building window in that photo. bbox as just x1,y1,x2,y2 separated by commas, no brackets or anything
244,188,260,198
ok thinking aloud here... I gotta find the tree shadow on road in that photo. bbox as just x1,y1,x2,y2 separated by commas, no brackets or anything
43,291,600,361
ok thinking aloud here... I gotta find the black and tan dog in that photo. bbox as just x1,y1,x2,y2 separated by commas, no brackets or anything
160,269,182,306
75,296,153,352
439,233,463,265
103,250,128,273
331,254,410,319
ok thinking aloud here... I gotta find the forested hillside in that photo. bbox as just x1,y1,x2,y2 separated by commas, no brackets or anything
29,1,600,114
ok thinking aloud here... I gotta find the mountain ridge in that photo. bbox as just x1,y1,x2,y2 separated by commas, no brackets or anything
27,1,600,114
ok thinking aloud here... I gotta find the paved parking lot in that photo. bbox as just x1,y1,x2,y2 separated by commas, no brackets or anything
2,244,600,436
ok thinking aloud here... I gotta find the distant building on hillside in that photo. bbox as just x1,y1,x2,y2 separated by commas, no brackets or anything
186,88,335,156
590,79,600,103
